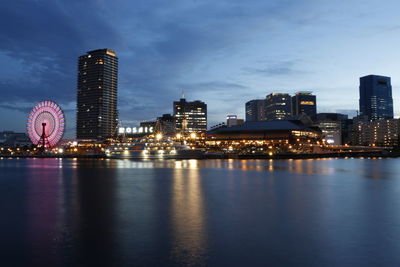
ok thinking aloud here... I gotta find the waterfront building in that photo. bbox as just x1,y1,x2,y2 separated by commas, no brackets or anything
156,114,176,136
359,75,393,121
206,120,322,154
227,115,244,127
245,99,266,121
173,98,207,133
292,92,317,119
76,49,118,140
265,93,292,121
352,118,399,147
316,113,348,145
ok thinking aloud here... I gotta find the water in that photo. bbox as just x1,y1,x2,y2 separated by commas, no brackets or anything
1,158,400,266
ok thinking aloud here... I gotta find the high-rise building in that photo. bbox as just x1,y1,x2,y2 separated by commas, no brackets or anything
245,100,265,121
173,98,207,132
265,93,292,121
76,49,118,140
292,92,317,118
359,75,393,121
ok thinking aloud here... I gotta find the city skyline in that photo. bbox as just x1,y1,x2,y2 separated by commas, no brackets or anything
2,0,400,138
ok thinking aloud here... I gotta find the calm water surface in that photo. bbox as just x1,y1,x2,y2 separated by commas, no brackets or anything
1,158,400,266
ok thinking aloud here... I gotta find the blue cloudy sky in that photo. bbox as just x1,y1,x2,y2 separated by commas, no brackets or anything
1,0,400,137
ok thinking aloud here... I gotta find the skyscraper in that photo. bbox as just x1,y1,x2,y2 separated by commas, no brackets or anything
245,99,265,121
173,98,207,132
265,93,292,121
76,49,118,140
292,92,317,118
359,75,393,121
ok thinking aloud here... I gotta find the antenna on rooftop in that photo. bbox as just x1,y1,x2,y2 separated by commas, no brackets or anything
181,90,185,99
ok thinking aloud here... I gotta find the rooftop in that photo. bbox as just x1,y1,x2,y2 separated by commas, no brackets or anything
208,120,318,134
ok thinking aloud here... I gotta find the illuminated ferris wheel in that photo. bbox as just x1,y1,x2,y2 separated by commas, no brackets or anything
27,101,65,148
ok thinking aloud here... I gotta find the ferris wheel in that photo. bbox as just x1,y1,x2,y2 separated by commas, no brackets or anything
27,101,65,148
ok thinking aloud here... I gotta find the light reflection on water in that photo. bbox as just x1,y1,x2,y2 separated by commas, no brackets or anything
0,158,400,266
170,167,207,266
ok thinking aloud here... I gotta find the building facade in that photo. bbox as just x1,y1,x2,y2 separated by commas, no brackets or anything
352,118,399,147
245,99,265,121
359,75,394,121
292,92,317,119
265,93,292,121
76,49,118,140
173,98,207,132
316,113,349,145
226,115,244,127
156,114,176,136
206,120,322,154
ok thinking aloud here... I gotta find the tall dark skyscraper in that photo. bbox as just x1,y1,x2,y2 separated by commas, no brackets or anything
76,49,118,140
245,99,265,121
265,93,292,121
173,98,207,132
359,75,393,121
292,92,317,118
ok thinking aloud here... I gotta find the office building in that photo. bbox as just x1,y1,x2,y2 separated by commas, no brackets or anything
359,75,393,121
245,99,265,121
156,114,176,136
292,92,317,118
316,113,348,145
173,98,207,132
265,93,292,121
352,119,399,147
76,49,118,140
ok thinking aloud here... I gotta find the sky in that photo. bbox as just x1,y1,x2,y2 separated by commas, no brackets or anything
1,0,400,138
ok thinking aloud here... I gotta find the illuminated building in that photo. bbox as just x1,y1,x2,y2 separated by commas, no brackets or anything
316,113,348,145
245,99,265,121
265,93,292,121
359,75,393,121
292,92,317,118
156,114,176,136
206,120,322,153
76,49,118,140
173,98,207,132
352,118,399,147
227,115,244,127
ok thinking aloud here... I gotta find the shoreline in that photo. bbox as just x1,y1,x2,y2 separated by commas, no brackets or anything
1,151,399,160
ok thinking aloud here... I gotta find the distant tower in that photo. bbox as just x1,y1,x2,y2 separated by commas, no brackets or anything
245,99,265,121
265,93,292,121
76,49,118,140
173,97,207,132
291,92,317,118
359,75,393,121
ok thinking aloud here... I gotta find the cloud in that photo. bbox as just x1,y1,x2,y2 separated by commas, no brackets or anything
4,0,381,133
243,60,308,76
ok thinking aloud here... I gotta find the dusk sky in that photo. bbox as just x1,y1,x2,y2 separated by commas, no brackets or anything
1,0,400,138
